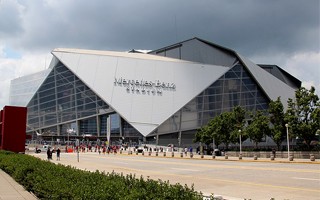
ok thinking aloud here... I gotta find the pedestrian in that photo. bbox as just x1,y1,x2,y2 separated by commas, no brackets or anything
184,147,188,155
56,147,61,161
47,147,52,160
47,147,51,160
272,148,276,158
189,146,193,154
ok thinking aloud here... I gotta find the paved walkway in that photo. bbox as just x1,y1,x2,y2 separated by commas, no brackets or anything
0,150,318,200
0,169,37,200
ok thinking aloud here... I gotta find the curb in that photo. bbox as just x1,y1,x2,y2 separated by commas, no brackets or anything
112,151,320,164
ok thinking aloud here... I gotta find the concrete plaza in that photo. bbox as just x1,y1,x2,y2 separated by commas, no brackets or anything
28,151,320,200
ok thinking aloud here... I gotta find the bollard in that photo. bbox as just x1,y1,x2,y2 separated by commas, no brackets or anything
156,152,158,156
129,150,132,155
171,152,174,157
148,151,152,156
163,152,166,157
254,154,258,160
120,150,122,154
180,152,183,158
289,155,294,161
239,153,242,160
142,151,144,156
136,151,138,155
225,153,228,159
270,155,275,160
201,153,204,159
190,153,193,158
212,154,215,159
310,154,315,161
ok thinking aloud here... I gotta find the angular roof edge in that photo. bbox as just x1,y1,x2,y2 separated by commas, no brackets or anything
148,37,236,55
52,48,192,63
258,64,301,88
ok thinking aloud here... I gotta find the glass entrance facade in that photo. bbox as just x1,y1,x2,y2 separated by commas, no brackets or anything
25,62,143,143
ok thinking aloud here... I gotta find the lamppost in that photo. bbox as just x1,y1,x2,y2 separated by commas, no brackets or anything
285,124,290,160
239,129,242,155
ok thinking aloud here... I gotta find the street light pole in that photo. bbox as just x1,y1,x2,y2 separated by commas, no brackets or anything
239,129,242,155
285,124,290,160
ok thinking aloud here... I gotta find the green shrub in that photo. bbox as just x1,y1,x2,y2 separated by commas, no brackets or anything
0,150,207,199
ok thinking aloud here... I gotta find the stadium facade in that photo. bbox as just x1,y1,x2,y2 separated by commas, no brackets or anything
9,37,300,147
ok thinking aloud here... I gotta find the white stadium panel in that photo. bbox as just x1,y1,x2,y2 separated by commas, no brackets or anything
76,54,100,86
52,48,230,136
53,50,80,71
92,56,119,103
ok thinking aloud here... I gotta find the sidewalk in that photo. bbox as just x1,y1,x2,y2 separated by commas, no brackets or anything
118,150,320,164
0,169,38,200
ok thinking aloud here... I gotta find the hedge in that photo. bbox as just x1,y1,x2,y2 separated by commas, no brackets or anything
0,150,211,200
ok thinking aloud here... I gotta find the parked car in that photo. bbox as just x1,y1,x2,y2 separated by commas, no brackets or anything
35,145,51,153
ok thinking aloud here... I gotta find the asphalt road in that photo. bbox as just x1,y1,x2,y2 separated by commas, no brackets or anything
31,152,320,200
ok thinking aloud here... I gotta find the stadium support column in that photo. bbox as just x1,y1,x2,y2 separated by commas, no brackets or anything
57,124,61,136
96,115,101,137
107,115,111,147
76,120,80,136
119,116,123,138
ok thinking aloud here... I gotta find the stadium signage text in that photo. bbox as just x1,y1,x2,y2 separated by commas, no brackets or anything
114,77,176,95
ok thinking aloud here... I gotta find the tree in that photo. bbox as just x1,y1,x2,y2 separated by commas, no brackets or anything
268,97,286,150
285,86,320,150
232,106,247,142
245,111,271,149
194,106,247,150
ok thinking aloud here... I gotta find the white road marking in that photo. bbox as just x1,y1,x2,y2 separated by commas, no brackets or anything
112,161,129,165
292,177,320,181
171,168,200,172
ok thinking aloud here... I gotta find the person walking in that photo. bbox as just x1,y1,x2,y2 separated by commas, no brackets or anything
56,147,61,161
47,147,52,160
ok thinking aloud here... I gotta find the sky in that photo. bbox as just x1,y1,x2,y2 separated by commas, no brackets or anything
0,0,319,108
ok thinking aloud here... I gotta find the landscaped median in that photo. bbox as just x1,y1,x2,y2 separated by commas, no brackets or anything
0,150,213,200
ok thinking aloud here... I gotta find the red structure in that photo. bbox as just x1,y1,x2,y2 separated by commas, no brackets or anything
0,106,27,153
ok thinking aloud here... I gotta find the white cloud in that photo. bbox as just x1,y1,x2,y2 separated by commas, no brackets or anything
284,51,320,94
0,48,52,108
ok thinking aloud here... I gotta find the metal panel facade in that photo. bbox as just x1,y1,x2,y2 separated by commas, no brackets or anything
53,49,229,136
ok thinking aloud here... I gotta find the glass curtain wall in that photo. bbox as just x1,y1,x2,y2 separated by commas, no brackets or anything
157,64,270,133
26,62,111,135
